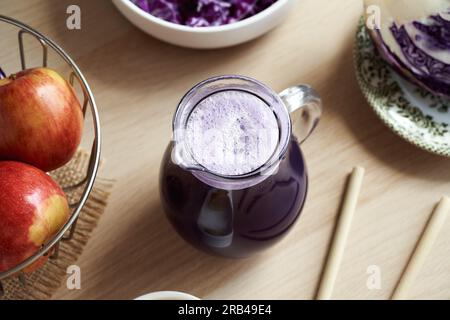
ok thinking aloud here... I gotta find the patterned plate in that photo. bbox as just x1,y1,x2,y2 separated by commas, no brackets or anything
354,18,450,157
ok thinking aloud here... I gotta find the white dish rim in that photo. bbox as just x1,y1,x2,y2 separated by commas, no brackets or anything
135,291,201,300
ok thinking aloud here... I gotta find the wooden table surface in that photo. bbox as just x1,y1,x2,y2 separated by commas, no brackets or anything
1,0,449,300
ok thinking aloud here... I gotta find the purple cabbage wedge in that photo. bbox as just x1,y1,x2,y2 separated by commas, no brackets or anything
365,0,450,98
131,0,278,27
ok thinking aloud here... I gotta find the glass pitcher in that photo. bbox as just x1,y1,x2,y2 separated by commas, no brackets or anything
160,75,322,258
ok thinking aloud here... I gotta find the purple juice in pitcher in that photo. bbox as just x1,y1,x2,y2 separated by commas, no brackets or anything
160,84,308,258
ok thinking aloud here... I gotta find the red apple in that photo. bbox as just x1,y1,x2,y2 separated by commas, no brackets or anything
0,161,70,273
0,67,83,172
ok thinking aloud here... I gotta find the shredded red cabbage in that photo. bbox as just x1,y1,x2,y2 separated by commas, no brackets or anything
389,20,450,97
412,15,450,51
131,0,278,27
371,10,450,98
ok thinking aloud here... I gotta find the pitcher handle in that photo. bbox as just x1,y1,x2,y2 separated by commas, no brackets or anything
279,85,322,144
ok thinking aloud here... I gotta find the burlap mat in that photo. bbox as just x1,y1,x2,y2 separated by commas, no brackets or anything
0,150,113,300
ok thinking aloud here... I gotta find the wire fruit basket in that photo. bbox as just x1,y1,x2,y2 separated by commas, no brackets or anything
0,16,101,294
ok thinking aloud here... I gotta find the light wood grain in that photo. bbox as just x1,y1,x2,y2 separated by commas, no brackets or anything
1,0,449,300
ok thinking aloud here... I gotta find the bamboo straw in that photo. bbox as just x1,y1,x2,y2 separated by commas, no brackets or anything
316,166,365,300
391,196,450,300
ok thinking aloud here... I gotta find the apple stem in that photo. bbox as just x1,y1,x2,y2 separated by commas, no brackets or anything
0,68,5,79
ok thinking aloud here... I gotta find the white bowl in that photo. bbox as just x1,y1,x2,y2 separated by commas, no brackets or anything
135,291,200,300
112,0,296,49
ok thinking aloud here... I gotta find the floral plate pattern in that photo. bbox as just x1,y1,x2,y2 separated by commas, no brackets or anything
354,18,450,157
